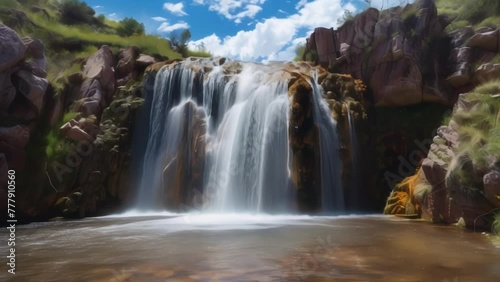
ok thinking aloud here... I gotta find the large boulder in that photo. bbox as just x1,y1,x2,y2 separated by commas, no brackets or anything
83,45,115,103
22,37,47,78
136,54,159,68
352,8,379,50
0,126,30,170
413,0,440,41
474,63,500,84
116,46,140,79
0,125,30,148
0,72,16,112
483,170,500,207
79,79,104,104
0,24,27,72
59,117,99,143
313,27,337,68
467,27,500,53
12,70,48,114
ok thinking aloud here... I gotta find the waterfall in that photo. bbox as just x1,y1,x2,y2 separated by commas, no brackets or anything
347,106,360,209
310,76,344,212
135,58,344,213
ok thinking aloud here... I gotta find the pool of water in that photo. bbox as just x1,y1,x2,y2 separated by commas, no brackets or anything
2,213,499,281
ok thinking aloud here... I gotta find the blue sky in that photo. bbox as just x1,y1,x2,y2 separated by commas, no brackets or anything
83,0,411,62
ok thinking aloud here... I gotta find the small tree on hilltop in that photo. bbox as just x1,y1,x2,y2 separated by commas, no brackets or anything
169,29,191,58
116,17,145,37
337,9,355,26
59,0,100,26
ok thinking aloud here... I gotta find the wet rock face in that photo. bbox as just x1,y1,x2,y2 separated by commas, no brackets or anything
161,101,207,209
288,76,320,211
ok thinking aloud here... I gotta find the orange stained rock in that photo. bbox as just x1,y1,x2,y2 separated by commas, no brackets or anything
354,79,366,92
384,168,423,216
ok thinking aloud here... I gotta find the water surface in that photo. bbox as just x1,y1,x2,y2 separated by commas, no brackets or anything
2,214,499,281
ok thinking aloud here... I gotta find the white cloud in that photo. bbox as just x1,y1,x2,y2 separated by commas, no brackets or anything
189,0,352,61
151,16,168,22
93,5,103,9
157,21,190,33
231,4,262,20
369,0,413,10
189,0,412,62
295,0,307,10
195,0,265,23
163,2,188,16
107,13,120,21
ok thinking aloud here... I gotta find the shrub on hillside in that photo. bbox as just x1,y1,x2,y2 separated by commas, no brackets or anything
445,81,500,199
116,17,145,37
59,0,102,26
169,29,191,57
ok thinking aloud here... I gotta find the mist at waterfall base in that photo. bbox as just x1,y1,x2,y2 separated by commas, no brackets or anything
130,58,356,215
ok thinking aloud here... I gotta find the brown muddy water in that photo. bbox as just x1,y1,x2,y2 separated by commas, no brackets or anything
1,213,499,282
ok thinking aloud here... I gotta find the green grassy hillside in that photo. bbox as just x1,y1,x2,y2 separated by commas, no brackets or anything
436,0,500,31
0,0,210,93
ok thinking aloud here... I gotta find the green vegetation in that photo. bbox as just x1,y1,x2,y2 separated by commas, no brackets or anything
446,81,500,198
116,17,145,37
59,0,102,26
0,0,179,95
45,112,79,159
493,212,500,236
337,9,355,27
441,110,453,126
169,29,192,58
492,54,500,65
293,43,317,62
0,0,211,94
436,0,500,31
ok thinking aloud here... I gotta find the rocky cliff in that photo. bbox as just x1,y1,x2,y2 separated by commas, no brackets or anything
304,0,500,231
384,81,500,232
0,23,161,221
305,0,499,107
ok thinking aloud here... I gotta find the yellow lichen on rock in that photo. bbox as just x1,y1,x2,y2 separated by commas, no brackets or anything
384,168,424,216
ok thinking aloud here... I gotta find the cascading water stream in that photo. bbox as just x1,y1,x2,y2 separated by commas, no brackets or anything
135,58,345,213
347,105,360,209
137,66,197,208
310,75,344,212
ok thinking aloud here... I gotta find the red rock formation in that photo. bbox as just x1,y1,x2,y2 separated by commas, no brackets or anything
303,0,500,107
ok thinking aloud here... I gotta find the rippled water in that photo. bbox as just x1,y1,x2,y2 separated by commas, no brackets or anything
2,214,499,281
